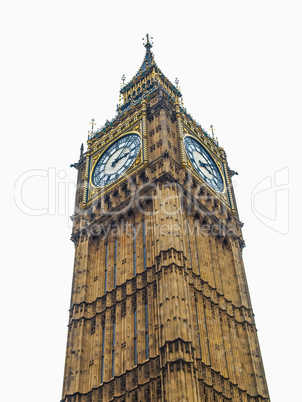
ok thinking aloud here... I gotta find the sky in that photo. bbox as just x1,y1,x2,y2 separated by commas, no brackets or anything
1,1,301,401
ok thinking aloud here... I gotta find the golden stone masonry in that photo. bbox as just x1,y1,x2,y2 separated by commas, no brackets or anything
61,35,270,402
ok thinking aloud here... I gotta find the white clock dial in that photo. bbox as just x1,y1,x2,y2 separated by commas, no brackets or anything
104,147,131,175
184,136,224,192
92,133,141,187
193,151,214,180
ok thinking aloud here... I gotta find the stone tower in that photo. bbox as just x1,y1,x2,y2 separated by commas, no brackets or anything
61,36,270,402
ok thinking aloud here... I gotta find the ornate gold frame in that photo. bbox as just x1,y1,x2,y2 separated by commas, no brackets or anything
84,119,147,206
182,133,231,208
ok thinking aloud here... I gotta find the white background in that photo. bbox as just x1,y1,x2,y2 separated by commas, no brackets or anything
1,1,301,401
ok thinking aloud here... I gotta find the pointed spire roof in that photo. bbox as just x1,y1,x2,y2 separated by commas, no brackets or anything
120,35,181,93
117,35,182,114
136,34,156,75
89,36,217,146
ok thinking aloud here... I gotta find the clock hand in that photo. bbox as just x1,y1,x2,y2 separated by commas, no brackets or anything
198,161,211,167
111,147,126,167
112,151,129,167
198,160,213,175
111,135,134,167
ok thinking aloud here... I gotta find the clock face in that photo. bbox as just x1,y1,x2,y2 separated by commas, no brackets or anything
184,136,224,192
92,133,141,187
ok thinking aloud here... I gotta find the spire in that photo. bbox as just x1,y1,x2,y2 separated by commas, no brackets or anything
136,34,155,75
117,35,182,115
144,33,153,51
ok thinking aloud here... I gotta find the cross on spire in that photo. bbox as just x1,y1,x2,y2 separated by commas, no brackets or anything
121,74,126,85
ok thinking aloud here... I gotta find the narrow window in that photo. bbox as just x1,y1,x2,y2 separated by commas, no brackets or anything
101,325,105,383
104,243,108,294
133,225,136,276
134,308,137,365
124,186,130,197
143,220,147,270
106,197,112,210
145,300,149,359
195,302,202,358
112,350,115,378
114,238,117,261
114,238,117,288
194,226,201,275
186,221,192,268
104,270,107,294
112,320,115,378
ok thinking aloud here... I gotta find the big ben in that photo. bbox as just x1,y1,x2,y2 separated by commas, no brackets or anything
61,35,270,402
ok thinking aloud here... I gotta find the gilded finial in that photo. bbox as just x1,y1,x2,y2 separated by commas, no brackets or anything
119,75,126,108
177,84,183,107
90,118,96,134
210,124,215,138
175,77,179,88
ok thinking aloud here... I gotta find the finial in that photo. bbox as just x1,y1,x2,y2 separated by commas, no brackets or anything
210,124,215,138
142,33,153,48
119,75,126,108
175,77,179,88
80,143,84,157
178,84,183,107
90,118,96,134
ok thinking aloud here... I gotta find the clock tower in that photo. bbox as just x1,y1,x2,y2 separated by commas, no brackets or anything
62,36,270,402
